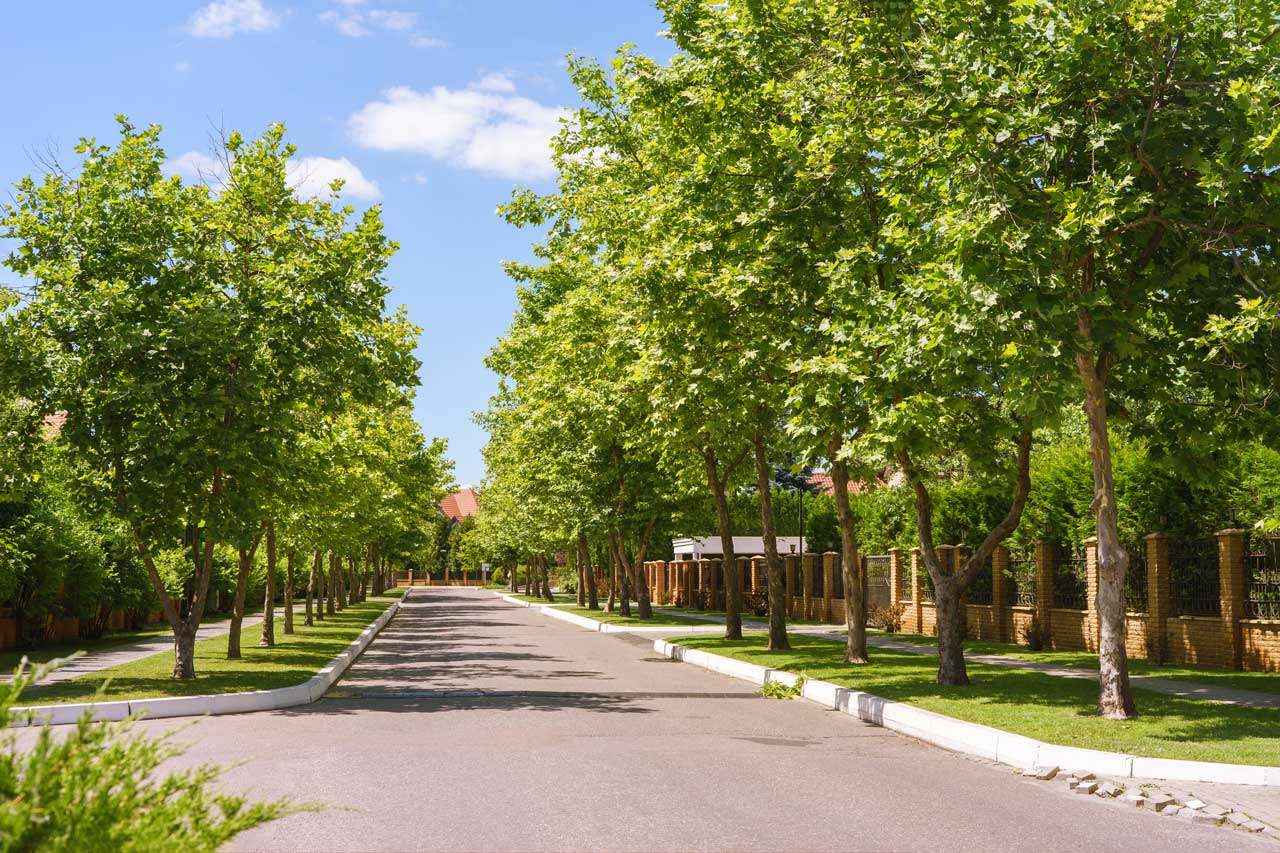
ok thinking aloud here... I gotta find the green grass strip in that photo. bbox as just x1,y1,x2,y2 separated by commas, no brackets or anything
669,633,1280,766
884,632,1280,697
17,590,405,706
557,606,710,626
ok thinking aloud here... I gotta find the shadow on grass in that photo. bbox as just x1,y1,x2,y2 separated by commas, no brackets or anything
670,634,1280,766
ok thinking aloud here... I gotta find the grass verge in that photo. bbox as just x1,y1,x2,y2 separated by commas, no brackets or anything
509,593,575,604
669,633,1280,766
656,605,837,627
16,590,404,706
559,606,710,626
883,632,1280,696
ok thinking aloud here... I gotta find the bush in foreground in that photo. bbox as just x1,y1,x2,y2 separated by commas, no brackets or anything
0,658,303,852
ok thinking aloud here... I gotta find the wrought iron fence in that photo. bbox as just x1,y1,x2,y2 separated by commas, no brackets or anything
811,560,824,598
920,561,935,603
1053,546,1088,609
1007,548,1036,607
832,557,845,599
1246,535,1280,620
1170,537,1220,617
1124,541,1148,612
967,552,994,605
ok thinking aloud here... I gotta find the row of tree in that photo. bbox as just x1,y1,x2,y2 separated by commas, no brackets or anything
473,0,1279,719
1,119,453,678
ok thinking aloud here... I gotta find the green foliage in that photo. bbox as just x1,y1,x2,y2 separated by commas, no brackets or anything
0,659,300,851
490,567,506,586
759,674,806,700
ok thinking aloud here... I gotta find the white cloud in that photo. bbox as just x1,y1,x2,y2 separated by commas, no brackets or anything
411,35,446,48
164,151,380,202
368,9,417,31
474,73,516,94
164,151,226,183
186,0,281,38
320,5,419,37
348,79,566,180
286,156,382,201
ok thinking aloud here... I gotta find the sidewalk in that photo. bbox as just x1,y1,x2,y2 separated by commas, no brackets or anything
5,606,305,685
654,607,1280,710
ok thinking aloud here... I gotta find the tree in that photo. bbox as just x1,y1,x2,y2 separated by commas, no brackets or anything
897,0,1280,714
2,120,416,677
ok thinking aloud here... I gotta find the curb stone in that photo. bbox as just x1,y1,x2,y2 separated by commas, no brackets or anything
648,637,1280,789
10,598,402,727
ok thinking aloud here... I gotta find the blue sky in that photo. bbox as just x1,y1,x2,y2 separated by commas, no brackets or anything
3,0,674,486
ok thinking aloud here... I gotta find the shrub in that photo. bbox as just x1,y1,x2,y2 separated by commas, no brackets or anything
491,567,506,586
1,659,304,852
1022,614,1047,651
742,590,769,617
870,603,905,633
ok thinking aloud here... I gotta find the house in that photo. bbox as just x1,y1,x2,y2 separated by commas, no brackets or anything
437,487,479,527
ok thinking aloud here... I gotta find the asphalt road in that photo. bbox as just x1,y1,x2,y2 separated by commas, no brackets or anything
122,588,1268,852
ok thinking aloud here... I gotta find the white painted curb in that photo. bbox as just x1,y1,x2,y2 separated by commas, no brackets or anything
11,596,403,728
654,639,1280,788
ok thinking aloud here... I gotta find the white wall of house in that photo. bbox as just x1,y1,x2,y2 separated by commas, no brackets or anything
670,536,806,561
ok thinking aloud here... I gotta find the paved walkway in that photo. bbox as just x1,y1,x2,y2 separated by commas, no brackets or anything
5,607,304,685
657,608,1280,710
57,587,1265,852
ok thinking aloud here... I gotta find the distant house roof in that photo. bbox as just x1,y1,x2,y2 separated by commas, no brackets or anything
806,472,874,495
40,412,67,440
438,487,479,523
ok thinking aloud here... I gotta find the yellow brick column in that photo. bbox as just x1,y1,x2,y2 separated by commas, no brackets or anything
992,545,1009,642
1217,528,1247,670
784,554,798,617
1084,537,1099,650
1145,533,1170,663
1034,540,1054,642
801,554,815,620
910,548,923,633
749,557,764,594
822,552,837,623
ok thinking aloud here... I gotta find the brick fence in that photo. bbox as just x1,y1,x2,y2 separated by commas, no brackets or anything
642,529,1280,673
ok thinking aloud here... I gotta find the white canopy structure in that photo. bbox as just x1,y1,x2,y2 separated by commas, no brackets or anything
670,536,807,561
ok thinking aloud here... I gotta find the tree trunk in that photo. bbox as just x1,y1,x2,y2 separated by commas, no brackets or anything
284,549,296,634
541,554,555,602
579,533,599,609
575,547,586,606
898,433,1034,686
327,552,337,615
1076,343,1138,719
305,550,317,626
829,441,868,664
704,445,742,640
173,623,197,679
751,433,789,651
609,531,631,617
227,535,260,660
260,522,276,647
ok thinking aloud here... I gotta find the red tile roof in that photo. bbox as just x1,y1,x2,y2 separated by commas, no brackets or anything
438,487,479,522
40,412,67,440
806,472,885,496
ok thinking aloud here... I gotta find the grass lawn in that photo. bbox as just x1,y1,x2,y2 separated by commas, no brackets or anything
883,632,1280,696
669,633,1280,766
559,606,711,626
510,593,575,604
656,605,837,627
15,590,404,706
0,624,174,674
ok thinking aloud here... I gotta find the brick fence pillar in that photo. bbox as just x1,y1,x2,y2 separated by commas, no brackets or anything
748,557,762,594
685,561,697,608
801,554,815,620
655,561,668,605
784,554,798,616
707,559,721,609
1034,540,1054,641
1144,533,1169,663
910,548,924,633
1217,528,1247,670
822,552,837,622
1084,537,1099,650
673,560,685,607
992,545,1009,642
888,548,904,610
